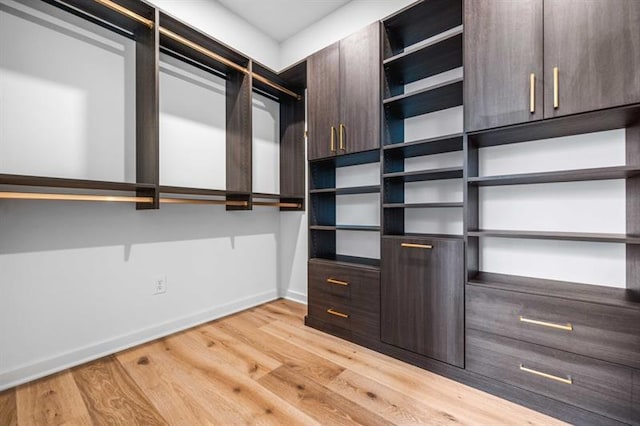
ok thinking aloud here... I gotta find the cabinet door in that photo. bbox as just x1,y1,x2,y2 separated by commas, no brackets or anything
464,0,543,132
339,23,381,155
544,0,640,118
307,43,340,161
381,237,464,367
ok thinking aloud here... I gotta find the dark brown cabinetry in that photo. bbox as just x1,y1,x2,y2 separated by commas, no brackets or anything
381,236,464,367
307,23,380,160
465,0,640,132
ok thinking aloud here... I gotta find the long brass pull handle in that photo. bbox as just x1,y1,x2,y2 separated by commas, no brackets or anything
530,73,535,113
330,126,336,152
327,308,349,318
553,67,559,109
339,124,345,151
519,365,572,385
519,316,573,331
327,278,349,286
401,243,433,249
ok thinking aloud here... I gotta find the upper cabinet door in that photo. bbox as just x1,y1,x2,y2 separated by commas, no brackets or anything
339,23,381,155
544,0,640,118
464,0,543,132
307,43,340,161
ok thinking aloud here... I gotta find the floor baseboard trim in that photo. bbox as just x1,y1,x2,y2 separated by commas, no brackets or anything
280,289,307,304
0,289,279,391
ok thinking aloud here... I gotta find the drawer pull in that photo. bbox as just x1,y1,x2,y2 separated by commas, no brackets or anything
327,308,349,319
519,316,573,331
327,278,349,286
519,364,572,385
401,243,433,249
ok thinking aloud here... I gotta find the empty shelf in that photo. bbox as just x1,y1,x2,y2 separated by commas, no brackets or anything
467,229,640,244
468,166,640,186
384,133,463,158
384,77,463,119
383,167,463,182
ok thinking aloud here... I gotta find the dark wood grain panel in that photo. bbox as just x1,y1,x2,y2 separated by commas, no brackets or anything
307,43,340,161
280,96,306,198
467,330,634,424
135,10,160,209
467,285,640,369
464,0,543,131
226,69,252,199
381,236,464,367
627,124,640,295
544,0,640,118
340,23,381,155
633,369,640,424
73,357,168,425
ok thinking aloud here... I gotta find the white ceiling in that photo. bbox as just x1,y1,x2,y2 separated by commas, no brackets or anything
216,0,351,42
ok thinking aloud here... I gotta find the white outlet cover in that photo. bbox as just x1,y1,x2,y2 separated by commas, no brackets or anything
153,275,167,295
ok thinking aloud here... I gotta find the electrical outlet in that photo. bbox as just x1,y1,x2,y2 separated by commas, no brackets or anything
153,275,167,295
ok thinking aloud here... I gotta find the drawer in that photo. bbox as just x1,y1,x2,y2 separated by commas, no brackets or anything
307,295,379,338
467,285,640,369
467,329,634,424
308,260,380,312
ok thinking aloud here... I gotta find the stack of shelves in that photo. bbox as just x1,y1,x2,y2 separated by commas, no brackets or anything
382,0,464,238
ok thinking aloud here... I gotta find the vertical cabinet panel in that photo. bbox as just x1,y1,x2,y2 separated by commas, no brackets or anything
544,0,640,118
340,23,381,155
464,0,543,132
307,43,340,161
381,236,464,367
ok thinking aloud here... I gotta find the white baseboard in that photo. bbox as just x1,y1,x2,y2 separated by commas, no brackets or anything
280,288,307,304
0,289,279,391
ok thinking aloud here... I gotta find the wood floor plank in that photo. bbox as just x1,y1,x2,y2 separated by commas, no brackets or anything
186,324,282,379
16,370,92,426
72,356,168,425
251,300,307,326
0,389,18,426
258,365,393,426
260,318,566,425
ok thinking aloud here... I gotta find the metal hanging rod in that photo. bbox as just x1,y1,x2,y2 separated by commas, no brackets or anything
160,198,248,207
0,192,154,203
95,0,154,28
93,1,301,100
253,201,302,209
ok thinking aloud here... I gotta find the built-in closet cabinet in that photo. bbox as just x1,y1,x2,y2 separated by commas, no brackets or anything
465,0,640,132
307,23,380,160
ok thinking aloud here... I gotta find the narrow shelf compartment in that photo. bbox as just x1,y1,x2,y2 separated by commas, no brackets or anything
310,185,381,195
467,229,640,244
309,256,380,270
0,174,155,192
310,225,380,232
468,272,640,309
383,77,463,119
384,202,463,209
384,27,463,86
384,133,463,157
383,167,463,182
468,166,640,186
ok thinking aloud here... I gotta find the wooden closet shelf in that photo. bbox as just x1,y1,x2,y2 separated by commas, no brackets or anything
383,133,463,158
383,167,463,182
467,229,640,244
310,225,380,232
384,202,463,209
384,77,463,119
468,166,640,186
0,174,155,192
310,185,381,195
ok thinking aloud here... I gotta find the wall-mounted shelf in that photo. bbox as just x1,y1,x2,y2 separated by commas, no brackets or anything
383,202,463,209
310,185,381,195
383,77,463,118
468,165,640,186
309,256,380,270
310,225,380,232
383,167,463,182
383,133,463,157
467,229,640,244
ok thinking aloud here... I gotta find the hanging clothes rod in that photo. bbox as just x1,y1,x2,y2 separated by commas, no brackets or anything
93,1,301,100
160,198,249,207
94,0,154,28
0,192,154,203
253,201,302,209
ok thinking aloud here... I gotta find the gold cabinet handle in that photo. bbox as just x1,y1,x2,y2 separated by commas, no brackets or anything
330,126,336,152
401,243,433,249
553,67,559,109
327,278,349,286
339,124,345,151
530,73,535,113
519,316,573,331
519,364,572,385
327,308,349,318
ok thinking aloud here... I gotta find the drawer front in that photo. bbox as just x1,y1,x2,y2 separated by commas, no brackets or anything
308,261,380,312
467,329,633,424
467,285,640,369
307,293,379,337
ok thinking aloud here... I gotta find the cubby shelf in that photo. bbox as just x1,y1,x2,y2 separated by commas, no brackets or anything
467,165,640,186
309,185,381,195
384,27,463,87
309,256,380,270
310,225,380,232
383,202,463,209
467,229,640,244
383,77,463,118
384,232,464,239
383,133,463,157
383,167,463,182
468,272,640,309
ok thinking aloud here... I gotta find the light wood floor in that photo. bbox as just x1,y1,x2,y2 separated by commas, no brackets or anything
0,299,565,425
